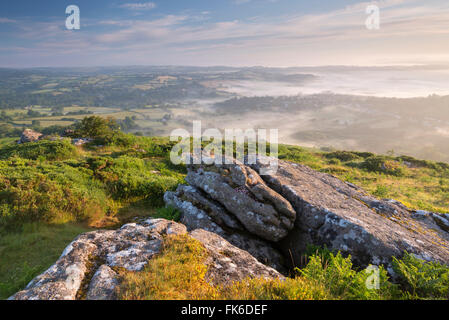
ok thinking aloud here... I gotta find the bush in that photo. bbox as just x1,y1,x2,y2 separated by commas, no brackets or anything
74,116,119,140
325,151,362,162
361,156,408,176
0,158,108,231
0,140,78,161
0,173,102,231
91,156,182,204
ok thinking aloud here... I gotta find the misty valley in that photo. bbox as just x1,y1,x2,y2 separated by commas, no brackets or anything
1,66,449,162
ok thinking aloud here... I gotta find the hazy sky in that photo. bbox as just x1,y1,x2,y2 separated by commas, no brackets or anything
1,0,449,67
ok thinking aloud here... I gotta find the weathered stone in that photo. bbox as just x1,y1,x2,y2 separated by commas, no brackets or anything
164,188,286,271
185,158,295,242
190,229,284,285
250,157,449,269
174,184,243,230
86,265,119,300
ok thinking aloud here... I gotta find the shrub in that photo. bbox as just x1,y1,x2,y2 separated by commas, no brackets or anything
74,116,119,140
0,140,78,161
92,156,184,205
0,174,102,231
0,158,108,231
361,156,407,176
325,151,362,162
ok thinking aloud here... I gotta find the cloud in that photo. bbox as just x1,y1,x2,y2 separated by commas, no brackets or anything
119,2,157,11
2,0,449,67
233,0,252,4
0,17,17,23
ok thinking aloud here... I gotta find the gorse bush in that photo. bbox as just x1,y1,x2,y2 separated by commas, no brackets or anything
0,137,185,231
0,161,105,231
0,140,78,161
361,156,408,177
325,151,362,162
87,155,184,205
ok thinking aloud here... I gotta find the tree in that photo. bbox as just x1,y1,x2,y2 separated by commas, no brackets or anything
74,116,119,140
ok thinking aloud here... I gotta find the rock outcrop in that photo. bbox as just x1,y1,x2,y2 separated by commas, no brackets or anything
10,218,282,300
165,156,449,274
18,129,43,144
184,158,296,242
164,185,286,271
251,157,449,270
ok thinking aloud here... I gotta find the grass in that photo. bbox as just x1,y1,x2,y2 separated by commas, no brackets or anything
0,222,91,299
117,234,448,300
278,145,449,214
117,234,217,300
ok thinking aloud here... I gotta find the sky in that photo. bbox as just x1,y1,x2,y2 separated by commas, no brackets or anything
1,0,449,68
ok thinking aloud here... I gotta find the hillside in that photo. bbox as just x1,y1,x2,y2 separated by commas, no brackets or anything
1,117,449,300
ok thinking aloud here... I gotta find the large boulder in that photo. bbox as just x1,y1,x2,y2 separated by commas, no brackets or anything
250,157,449,270
10,219,282,300
185,157,296,242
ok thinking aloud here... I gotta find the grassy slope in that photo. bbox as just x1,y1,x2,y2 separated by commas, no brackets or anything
0,136,448,299
277,145,449,213
0,223,91,298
